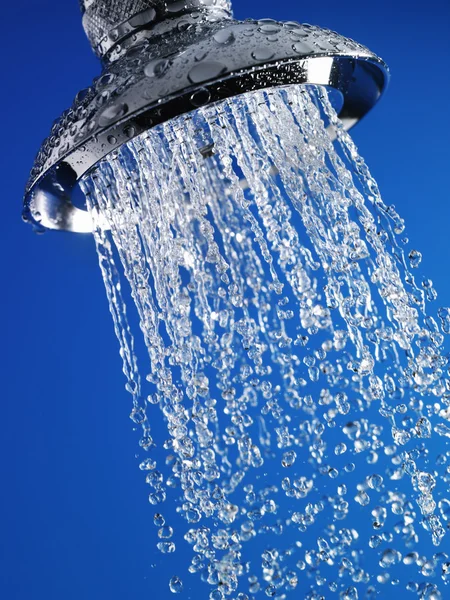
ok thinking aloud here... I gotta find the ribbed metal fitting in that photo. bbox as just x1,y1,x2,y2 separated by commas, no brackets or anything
80,0,233,58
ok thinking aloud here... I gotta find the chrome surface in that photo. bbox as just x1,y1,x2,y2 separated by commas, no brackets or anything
23,1,389,233
80,0,233,58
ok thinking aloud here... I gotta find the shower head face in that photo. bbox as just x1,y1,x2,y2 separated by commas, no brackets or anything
23,8,389,233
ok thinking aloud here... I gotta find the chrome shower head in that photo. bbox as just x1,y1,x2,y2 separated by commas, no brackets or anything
23,0,389,233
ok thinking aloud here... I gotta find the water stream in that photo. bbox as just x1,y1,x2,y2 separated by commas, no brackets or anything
80,85,450,599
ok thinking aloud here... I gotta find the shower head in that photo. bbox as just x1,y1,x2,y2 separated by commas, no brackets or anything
23,0,389,233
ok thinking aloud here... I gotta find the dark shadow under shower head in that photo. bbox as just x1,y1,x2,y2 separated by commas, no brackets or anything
23,0,389,233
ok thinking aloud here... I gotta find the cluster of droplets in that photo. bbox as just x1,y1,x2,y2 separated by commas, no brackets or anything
81,85,450,598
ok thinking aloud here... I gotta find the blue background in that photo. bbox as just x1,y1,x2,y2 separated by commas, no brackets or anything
2,0,449,599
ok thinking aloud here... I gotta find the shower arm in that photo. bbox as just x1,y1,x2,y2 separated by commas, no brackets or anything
23,0,389,233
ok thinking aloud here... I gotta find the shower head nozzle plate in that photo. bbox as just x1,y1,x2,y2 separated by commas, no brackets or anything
23,14,388,233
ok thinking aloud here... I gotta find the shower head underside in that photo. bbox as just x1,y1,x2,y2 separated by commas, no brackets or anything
23,0,389,233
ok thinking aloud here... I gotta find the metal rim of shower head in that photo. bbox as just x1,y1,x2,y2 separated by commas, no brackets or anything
23,1,389,233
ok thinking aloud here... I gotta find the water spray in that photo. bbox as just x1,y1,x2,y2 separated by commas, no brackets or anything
23,2,450,599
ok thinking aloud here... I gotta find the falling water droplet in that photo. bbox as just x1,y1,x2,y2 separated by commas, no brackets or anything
438,499,450,520
158,525,174,539
169,576,183,593
157,541,176,553
154,513,165,527
367,474,383,490
342,587,358,600
334,442,347,455
281,450,297,467
409,249,423,268
379,549,401,568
